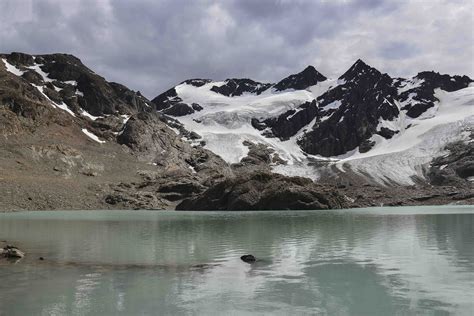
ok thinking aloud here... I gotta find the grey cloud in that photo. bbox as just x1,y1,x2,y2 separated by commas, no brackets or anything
0,0,472,98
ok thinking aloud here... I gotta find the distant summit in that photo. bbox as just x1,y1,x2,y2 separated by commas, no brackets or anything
338,59,383,83
274,65,327,91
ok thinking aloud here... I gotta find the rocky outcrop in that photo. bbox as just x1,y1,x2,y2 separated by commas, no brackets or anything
254,100,318,140
115,110,233,208
231,141,285,174
162,103,195,116
151,87,182,111
398,71,472,118
273,65,327,91
176,171,348,210
210,78,272,96
1,245,25,259
428,140,474,186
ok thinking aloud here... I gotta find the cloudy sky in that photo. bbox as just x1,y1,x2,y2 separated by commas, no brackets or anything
1,0,473,97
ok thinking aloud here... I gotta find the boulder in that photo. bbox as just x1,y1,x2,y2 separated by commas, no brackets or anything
1,245,25,259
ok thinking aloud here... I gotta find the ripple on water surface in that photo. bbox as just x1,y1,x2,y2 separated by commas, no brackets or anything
0,206,473,315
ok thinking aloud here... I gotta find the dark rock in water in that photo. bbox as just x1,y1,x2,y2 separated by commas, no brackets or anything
39,257,45,261
210,78,272,96
1,245,25,259
240,254,256,263
273,65,327,91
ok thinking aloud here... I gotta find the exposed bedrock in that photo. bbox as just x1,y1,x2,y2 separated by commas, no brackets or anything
176,171,348,211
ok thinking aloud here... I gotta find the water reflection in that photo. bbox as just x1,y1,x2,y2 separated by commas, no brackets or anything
0,207,473,315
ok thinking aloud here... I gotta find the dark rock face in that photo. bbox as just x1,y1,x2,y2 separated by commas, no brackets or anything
21,69,43,84
5,52,35,66
428,140,474,186
176,171,348,210
255,100,318,140
2,53,150,117
273,66,327,91
298,59,399,157
162,103,195,116
377,127,398,139
398,71,472,118
151,87,182,112
181,79,212,87
210,79,272,96
358,139,376,153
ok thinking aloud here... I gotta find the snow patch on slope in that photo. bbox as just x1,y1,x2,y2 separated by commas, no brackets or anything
338,86,474,184
81,129,106,144
31,84,76,117
1,58,25,76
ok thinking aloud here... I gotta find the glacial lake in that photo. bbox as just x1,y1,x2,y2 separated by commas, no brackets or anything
0,206,473,315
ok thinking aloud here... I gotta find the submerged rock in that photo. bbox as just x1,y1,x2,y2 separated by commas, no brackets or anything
240,254,256,263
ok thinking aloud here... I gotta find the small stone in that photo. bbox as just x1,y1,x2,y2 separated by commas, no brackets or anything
240,254,256,263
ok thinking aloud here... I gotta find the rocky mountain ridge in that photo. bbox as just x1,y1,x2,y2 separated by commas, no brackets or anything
1,52,472,211
151,58,473,187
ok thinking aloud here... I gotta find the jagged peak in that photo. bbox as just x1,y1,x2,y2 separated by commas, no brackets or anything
300,65,317,73
209,78,273,96
339,59,384,82
274,65,327,91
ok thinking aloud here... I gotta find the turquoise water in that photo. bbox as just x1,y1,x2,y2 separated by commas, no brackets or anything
0,206,473,315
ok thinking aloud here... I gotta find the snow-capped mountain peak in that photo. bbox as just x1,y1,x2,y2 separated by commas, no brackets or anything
150,60,473,184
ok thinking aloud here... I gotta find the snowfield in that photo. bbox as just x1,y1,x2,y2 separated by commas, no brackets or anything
339,86,474,184
168,79,473,185
175,79,338,165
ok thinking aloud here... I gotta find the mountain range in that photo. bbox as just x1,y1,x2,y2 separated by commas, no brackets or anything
1,52,472,211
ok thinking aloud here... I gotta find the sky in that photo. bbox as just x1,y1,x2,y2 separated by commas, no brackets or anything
1,0,473,98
